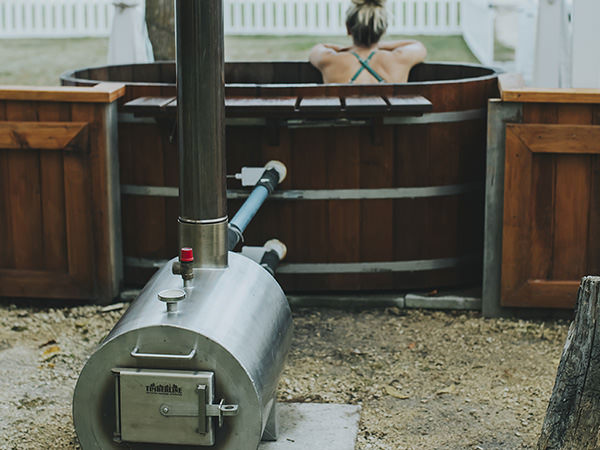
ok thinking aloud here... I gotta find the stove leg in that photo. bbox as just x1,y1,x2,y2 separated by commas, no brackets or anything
261,399,278,441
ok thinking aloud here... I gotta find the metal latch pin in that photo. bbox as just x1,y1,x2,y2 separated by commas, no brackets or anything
206,399,239,428
158,386,239,433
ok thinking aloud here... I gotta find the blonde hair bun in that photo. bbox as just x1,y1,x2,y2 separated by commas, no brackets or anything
346,0,388,46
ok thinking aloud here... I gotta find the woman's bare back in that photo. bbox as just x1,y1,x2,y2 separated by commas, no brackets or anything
310,40,427,84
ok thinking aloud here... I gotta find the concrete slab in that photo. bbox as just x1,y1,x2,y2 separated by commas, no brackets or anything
259,403,361,450
287,293,404,309
287,287,481,311
405,292,481,310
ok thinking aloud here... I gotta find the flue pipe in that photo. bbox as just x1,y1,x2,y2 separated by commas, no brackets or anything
176,0,228,268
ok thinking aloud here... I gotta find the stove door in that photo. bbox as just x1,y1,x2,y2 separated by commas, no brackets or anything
113,368,215,446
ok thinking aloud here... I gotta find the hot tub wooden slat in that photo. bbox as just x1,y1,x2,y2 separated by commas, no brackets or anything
296,97,342,113
225,61,323,84
122,121,169,259
159,63,177,85
108,65,133,86
226,97,297,115
290,128,329,264
358,124,395,288
387,95,432,112
326,127,361,289
344,96,388,113
133,63,161,83
125,96,176,114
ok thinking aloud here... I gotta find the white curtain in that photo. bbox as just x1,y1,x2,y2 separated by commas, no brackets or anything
532,0,571,88
108,1,154,64
570,0,600,88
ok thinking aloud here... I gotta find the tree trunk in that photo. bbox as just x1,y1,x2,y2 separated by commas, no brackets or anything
538,276,600,450
145,0,175,61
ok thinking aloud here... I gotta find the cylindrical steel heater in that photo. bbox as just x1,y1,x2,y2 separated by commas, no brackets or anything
72,1,293,449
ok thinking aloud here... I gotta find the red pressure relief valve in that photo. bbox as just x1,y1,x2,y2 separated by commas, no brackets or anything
172,247,194,285
179,247,194,283
180,247,194,263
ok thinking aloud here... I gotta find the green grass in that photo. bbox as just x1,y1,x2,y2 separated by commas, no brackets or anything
0,38,110,86
0,34,478,86
224,34,478,63
494,38,515,62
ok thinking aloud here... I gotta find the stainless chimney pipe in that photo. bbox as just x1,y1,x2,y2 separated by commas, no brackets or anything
176,0,228,268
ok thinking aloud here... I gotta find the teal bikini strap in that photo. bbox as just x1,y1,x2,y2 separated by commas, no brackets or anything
350,51,384,83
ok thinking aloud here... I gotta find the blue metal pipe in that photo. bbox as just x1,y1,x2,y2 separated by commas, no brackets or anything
230,184,270,233
228,166,282,250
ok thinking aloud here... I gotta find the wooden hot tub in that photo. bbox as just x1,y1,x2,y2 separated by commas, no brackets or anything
61,61,498,292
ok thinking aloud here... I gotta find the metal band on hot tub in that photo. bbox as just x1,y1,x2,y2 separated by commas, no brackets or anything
121,182,482,200
117,107,486,126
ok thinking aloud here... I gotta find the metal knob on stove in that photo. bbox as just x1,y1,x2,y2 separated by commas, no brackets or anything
157,288,186,313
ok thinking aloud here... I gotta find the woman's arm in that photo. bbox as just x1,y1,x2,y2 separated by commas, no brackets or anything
376,40,420,51
322,43,344,52
378,40,427,64
309,44,345,68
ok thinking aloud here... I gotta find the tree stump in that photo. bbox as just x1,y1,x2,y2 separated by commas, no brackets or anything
146,0,175,60
538,276,600,450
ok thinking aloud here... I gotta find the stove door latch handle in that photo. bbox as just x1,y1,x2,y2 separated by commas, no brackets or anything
207,399,239,427
159,397,239,431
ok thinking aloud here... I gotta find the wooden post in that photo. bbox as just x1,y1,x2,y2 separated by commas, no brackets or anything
538,276,600,449
482,99,523,318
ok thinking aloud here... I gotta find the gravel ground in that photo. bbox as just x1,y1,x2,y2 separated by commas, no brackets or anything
0,300,570,450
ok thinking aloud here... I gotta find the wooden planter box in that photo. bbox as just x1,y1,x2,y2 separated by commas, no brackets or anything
0,84,125,303
484,83,600,315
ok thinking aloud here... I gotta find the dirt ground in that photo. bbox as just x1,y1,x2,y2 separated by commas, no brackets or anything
0,299,570,450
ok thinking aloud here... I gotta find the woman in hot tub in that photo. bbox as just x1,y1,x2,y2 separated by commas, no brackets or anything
309,0,427,84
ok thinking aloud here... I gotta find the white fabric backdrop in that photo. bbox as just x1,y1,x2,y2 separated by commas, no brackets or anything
108,1,154,64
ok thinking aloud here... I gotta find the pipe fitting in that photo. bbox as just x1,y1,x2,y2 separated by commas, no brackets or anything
179,219,228,268
228,223,244,251
264,160,287,184
255,168,281,194
260,239,287,276
264,239,287,260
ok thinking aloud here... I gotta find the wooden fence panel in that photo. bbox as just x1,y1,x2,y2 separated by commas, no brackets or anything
0,0,114,38
0,0,464,38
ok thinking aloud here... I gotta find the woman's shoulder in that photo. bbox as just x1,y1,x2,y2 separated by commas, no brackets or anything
377,40,427,63
310,44,354,69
